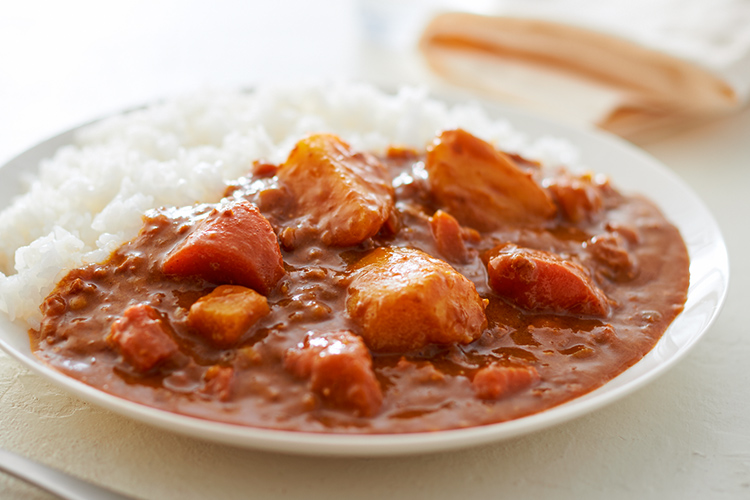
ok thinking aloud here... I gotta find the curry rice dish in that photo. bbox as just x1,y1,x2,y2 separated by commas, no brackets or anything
0,86,689,433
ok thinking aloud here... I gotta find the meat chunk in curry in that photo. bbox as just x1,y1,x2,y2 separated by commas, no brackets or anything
284,330,383,417
107,303,178,373
472,364,541,400
546,174,605,224
428,209,476,263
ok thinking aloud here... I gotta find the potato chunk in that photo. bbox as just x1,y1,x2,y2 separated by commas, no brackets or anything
163,200,284,295
277,133,394,246
473,364,540,400
425,129,556,231
487,245,610,317
347,247,488,352
188,285,269,347
284,330,383,417
107,303,178,373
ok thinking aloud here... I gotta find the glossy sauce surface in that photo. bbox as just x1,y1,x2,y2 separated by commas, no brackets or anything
32,135,690,433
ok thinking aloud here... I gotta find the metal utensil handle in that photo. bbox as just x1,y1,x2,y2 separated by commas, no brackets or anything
0,448,135,500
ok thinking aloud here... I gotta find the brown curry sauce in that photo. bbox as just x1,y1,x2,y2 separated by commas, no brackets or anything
31,129,690,433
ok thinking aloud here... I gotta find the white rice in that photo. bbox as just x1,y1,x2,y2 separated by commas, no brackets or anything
0,82,580,328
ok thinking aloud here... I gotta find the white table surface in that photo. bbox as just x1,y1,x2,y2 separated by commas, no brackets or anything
1,1,748,499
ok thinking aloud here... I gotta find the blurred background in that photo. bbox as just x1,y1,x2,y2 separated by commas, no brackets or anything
0,0,359,164
2,0,749,165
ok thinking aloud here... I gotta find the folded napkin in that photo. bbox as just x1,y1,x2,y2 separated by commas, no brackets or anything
419,0,750,141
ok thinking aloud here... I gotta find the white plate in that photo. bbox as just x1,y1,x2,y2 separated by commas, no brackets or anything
0,101,729,457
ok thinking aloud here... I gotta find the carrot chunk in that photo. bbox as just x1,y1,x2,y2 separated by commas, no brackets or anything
487,245,610,317
473,364,540,400
188,285,269,347
285,331,383,417
107,303,178,373
162,200,284,295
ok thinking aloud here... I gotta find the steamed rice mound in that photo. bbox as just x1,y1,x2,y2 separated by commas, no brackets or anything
0,82,580,328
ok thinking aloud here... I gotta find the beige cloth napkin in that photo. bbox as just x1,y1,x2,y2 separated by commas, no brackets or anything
419,0,750,141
